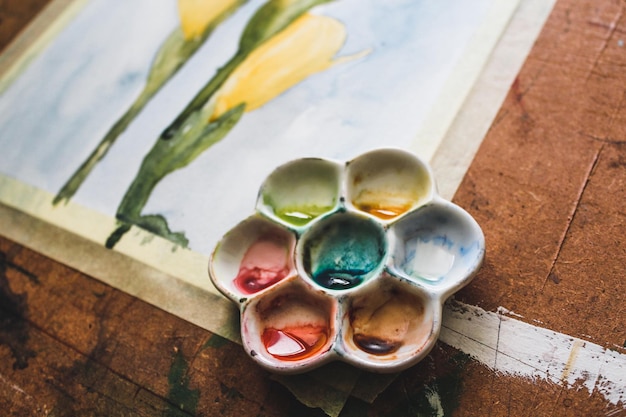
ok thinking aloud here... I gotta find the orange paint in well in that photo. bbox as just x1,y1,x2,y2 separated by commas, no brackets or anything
262,325,328,361
354,202,414,220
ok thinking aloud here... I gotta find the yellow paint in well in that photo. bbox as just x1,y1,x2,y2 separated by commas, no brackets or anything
178,0,237,40
353,191,417,220
209,13,369,120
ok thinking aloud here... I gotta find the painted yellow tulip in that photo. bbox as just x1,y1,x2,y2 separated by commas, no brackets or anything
209,12,369,121
178,0,240,40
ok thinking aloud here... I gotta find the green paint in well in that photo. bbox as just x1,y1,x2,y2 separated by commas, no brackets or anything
274,204,334,226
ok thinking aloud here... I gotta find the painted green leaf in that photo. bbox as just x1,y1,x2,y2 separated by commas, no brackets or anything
106,104,244,248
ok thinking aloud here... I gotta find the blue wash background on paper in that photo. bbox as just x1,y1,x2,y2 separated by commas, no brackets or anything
0,0,493,255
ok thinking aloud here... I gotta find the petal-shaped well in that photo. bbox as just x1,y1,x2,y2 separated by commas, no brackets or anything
178,0,240,40
346,148,435,222
210,13,363,120
257,157,342,229
387,199,485,297
338,274,438,373
210,215,297,302
241,279,337,373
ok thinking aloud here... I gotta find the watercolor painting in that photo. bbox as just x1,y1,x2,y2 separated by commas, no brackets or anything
0,0,513,258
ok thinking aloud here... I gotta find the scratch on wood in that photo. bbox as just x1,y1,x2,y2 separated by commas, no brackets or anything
606,90,626,139
548,386,566,417
585,7,624,82
579,131,626,145
2,253,39,285
494,311,503,369
541,144,603,291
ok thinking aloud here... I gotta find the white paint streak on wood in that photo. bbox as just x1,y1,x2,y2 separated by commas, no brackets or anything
425,387,445,417
441,300,626,405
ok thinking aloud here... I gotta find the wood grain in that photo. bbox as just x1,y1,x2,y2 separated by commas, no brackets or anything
0,0,625,415
454,0,626,352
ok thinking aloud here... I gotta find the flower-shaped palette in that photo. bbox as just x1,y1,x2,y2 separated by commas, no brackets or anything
209,149,484,374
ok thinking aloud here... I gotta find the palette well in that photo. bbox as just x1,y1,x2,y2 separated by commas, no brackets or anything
209,149,485,374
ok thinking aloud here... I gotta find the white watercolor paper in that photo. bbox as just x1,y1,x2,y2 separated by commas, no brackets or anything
1,0,508,256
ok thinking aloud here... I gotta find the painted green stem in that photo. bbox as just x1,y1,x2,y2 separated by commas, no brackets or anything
53,93,151,206
161,54,245,139
53,0,248,205
106,104,245,248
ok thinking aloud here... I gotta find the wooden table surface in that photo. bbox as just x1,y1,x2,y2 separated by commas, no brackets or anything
1,0,625,415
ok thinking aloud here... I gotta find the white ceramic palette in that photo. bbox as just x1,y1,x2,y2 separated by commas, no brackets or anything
209,148,485,374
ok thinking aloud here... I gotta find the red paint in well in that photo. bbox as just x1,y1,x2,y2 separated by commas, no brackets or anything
234,237,292,294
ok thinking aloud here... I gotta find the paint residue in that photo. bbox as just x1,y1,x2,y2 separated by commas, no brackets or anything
166,348,199,417
302,214,385,290
425,387,445,417
401,237,455,281
386,353,468,416
256,291,332,363
350,289,426,356
353,334,402,355
347,150,432,222
314,269,366,290
441,299,626,405
260,159,340,228
262,325,328,360
234,235,292,294
352,190,416,220
354,201,414,220
0,252,37,370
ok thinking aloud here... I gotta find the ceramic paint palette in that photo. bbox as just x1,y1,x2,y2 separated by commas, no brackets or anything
209,149,485,374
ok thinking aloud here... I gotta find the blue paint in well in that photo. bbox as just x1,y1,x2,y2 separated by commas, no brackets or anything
302,214,385,290
390,201,484,287
401,235,456,282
